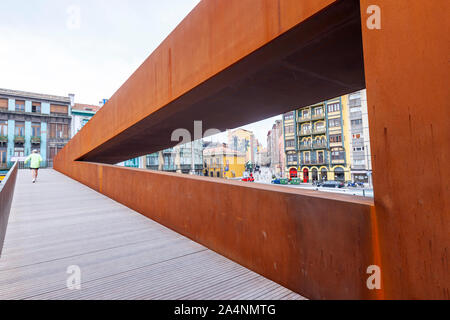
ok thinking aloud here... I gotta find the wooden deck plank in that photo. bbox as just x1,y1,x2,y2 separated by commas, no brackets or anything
0,169,305,300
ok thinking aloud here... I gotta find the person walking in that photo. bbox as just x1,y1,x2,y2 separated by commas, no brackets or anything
24,149,43,183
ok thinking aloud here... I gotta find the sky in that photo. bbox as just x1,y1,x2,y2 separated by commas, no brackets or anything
0,0,281,147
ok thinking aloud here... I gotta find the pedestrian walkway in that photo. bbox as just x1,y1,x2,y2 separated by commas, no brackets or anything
0,169,305,300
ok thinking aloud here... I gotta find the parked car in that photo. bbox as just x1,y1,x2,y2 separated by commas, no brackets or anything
320,181,345,188
271,178,281,184
242,173,255,182
347,181,358,188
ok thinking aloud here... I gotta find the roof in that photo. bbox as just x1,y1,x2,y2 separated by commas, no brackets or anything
72,103,101,113
0,88,71,104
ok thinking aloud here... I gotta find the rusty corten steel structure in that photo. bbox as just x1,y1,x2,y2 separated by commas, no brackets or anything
54,0,450,299
0,163,18,257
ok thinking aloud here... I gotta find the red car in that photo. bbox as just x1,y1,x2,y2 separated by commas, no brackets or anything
242,173,255,182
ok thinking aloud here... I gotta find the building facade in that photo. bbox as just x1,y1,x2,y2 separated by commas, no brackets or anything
0,88,72,168
348,90,372,184
267,119,285,177
146,140,204,175
71,103,101,138
203,143,246,179
283,95,352,182
227,128,257,165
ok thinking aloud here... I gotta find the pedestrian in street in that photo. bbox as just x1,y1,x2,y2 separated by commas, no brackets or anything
24,149,43,183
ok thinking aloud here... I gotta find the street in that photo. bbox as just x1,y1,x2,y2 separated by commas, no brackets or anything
253,167,374,198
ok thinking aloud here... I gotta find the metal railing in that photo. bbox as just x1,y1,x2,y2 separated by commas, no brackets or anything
0,162,18,256
5,161,52,170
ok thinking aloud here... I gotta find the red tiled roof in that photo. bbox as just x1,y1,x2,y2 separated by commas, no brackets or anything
72,103,101,113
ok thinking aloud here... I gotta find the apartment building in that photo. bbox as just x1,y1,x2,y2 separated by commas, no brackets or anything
0,88,72,168
146,139,204,175
71,103,101,138
348,90,372,184
283,95,352,182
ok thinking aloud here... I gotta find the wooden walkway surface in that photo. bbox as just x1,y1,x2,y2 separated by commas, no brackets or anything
0,169,305,300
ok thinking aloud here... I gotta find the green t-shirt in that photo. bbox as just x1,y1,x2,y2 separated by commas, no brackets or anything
25,154,43,169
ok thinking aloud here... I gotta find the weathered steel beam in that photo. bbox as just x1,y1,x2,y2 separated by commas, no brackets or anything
54,0,450,299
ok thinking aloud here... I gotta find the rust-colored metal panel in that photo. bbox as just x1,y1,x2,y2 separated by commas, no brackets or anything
53,0,449,299
55,160,376,300
360,0,450,299
0,163,18,257
62,0,366,164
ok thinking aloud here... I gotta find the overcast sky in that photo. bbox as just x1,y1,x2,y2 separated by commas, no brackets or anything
0,0,280,147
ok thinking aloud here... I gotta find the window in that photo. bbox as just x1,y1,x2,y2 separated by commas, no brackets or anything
353,147,365,152
0,120,7,136
354,159,365,165
285,125,294,134
81,118,89,129
15,100,25,112
49,123,69,139
351,119,363,126
301,109,309,118
312,107,323,116
0,149,6,165
330,134,342,143
32,123,41,137
327,102,340,113
331,148,345,160
217,172,220,178
0,98,7,110
328,119,341,128
14,147,24,157
32,102,41,113
315,122,325,130
303,152,310,162
15,122,25,136
318,151,324,163
287,154,297,162
301,123,311,134
285,140,295,148
300,139,311,147
350,106,362,113
147,154,159,166
284,112,294,121
50,104,68,115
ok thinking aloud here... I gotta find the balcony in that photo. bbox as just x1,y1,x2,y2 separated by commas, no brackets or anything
313,128,326,135
0,135,7,143
312,142,327,149
14,135,25,144
31,136,41,144
163,164,177,171
302,159,326,166
298,115,311,123
311,113,325,120
299,130,312,136
300,144,312,150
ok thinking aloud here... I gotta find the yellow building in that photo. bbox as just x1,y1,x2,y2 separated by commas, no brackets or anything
283,95,352,182
227,128,256,164
203,144,246,179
